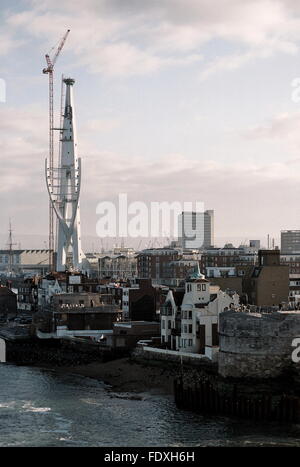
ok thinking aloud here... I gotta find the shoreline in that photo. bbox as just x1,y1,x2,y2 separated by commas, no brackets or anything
33,357,177,396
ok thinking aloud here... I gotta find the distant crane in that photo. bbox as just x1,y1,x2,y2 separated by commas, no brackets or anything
43,29,70,272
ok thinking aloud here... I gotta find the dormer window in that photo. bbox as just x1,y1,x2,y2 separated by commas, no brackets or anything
202,284,206,291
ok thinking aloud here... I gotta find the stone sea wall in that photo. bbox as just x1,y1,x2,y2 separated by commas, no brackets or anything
6,337,128,366
219,310,300,378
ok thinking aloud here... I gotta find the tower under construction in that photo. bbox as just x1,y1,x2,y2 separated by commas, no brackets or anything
46,78,85,272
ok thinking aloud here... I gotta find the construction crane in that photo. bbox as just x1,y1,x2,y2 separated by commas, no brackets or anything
43,29,70,272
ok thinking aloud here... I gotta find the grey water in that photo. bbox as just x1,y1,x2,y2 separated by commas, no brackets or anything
0,364,300,447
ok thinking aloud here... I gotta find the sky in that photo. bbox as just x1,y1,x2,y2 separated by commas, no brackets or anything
1,0,300,250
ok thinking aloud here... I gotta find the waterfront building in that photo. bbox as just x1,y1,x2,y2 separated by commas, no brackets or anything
105,321,160,350
33,290,122,338
160,266,239,358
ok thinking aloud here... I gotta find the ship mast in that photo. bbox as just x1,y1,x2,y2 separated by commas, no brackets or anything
6,219,16,276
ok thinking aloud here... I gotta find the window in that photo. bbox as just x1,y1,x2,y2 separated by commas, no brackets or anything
202,284,206,291
199,325,205,354
189,324,192,333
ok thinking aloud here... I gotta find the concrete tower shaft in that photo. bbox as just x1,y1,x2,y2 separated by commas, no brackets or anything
46,77,85,272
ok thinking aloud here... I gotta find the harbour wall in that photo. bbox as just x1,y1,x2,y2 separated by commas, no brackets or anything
218,310,300,379
5,337,128,366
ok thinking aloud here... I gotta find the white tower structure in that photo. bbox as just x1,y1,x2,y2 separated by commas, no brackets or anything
46,77,85,272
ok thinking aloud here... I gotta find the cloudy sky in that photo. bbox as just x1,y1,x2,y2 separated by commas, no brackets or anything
1,0,300,249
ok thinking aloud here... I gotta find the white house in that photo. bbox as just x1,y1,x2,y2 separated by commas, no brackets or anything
38,278,64,307
161,266,239,359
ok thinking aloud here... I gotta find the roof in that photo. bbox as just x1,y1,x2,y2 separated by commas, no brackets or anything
186,263,205,281
173,290,185,306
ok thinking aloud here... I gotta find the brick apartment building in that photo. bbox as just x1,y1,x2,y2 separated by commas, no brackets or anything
137,248,179,283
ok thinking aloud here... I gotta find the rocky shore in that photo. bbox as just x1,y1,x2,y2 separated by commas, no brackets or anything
58,357,178,395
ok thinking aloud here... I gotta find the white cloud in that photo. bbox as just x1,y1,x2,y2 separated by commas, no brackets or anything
241,112,300,154
79,148,300,240
83,118,121,133
0,103,298,240
3,1,300,240
4,0,300,77
0,105,47,192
